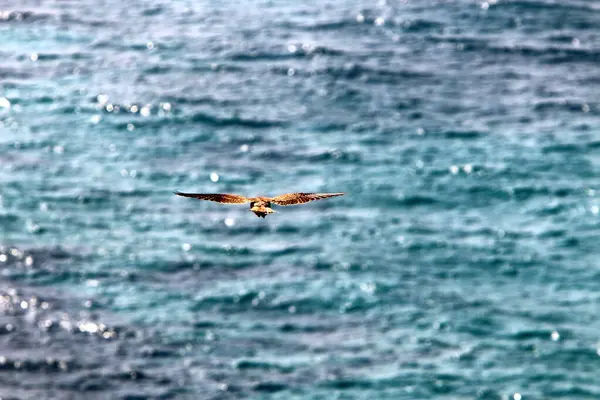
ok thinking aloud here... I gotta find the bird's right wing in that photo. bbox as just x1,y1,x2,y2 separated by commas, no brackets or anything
270,192,344,206
174,192,250,204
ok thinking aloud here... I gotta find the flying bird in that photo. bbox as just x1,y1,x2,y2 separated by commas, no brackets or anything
174,191,344,218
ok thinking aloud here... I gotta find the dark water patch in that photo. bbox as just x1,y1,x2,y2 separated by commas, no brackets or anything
143,64,173,75
402,18,445,33
228,46,343,62
161,94,240,107
535,100,593,115
390,195,440,208
456,312,507,337
511,186,551,201
192,291,377,315
22,53,61,62
281,18,357,32
0,138,56,151
427,34,490,48
253,381,288,393
142,6,165,16
586,140,600,149
252,148,361,164
0,213,20,229
534,201,570,217
279,322,337,334
538,347,599,366
0,356,78,373
52,105,97,116
59,13,110,28
476,388,503,400
442,130,485,140
508,329,554,341
503,0,600,13
189,62,246,73
138,258,255,275
537,229,567,239
0,10,55,23
235,359,294,373
321,378,374,390
544,386,600,399
266,246,321,257
189,112,286,129
466,185,512,205
0,245,78,269
319,64,433,84
0,67,33,79
307,149,361,163
488,45,600,64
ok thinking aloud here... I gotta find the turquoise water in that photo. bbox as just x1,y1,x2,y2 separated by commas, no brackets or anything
2,1,600,398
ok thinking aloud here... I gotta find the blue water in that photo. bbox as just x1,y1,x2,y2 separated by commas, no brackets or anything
2,0,600,398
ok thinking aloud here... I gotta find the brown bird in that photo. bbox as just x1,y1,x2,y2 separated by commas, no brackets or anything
174,191,344,218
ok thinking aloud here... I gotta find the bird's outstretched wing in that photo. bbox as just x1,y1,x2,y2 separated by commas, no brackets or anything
270,192,344,206
174,192,250,204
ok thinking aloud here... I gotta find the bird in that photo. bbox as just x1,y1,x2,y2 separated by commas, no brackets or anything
174,191,344,218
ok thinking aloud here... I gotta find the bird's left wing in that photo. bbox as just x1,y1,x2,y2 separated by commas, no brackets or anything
270,192,344,206
174,192,250,204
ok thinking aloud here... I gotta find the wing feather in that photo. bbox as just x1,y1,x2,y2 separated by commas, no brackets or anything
174,192,249,204
270,192,344,206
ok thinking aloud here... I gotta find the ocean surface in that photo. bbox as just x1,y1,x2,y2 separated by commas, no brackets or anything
1,0,600,398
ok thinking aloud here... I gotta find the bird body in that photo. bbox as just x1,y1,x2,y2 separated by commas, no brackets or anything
174,192,344,218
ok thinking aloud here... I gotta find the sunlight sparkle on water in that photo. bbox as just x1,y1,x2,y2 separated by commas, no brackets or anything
97,94,108,105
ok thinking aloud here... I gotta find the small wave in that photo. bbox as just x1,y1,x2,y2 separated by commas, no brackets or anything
488,44,600,64
319,64,433,84
503,0,599,13
190,112,286,129
58,11,112,27
282,19,355,32
541,143,582,153
228,45,344,62
161,94,239,107
534,100,594,114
